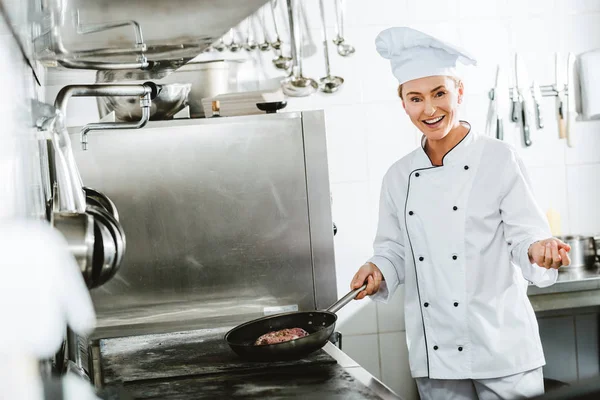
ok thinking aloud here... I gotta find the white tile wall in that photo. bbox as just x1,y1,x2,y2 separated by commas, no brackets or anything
43,1,600,398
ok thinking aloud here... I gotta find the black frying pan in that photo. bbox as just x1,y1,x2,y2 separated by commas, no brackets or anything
225,284,367,361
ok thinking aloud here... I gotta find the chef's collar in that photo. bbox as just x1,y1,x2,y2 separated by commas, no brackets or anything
418,121,473,167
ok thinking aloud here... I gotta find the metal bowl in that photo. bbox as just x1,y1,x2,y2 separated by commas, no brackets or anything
97,83,191,122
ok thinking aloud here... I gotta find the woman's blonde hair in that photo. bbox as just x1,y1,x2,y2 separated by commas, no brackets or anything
397,76,461,99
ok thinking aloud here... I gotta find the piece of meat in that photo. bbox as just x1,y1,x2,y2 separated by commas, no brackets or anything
254,327,309,345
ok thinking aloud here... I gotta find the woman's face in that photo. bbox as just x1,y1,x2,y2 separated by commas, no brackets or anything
401,76,463,141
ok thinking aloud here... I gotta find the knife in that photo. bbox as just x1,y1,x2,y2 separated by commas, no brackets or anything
555,53,567,140
532,80,544,129
515,54,532,147
495,65,509,141
566,52,577,148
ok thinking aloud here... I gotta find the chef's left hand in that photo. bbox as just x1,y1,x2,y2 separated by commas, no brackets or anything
528,238,571,269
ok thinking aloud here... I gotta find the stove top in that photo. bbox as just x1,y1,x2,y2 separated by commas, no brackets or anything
99,327,335,384
95,327,386,399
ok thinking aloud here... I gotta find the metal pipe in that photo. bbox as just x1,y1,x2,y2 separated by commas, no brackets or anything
80,92,152,150
55,84,153,116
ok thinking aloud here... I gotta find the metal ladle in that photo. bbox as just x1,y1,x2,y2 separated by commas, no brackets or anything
281,0,317,97
257,11,271,51
243,18,258,51
333,0,355,57
269,0,292,70
228,28,241,52
318,0,344,93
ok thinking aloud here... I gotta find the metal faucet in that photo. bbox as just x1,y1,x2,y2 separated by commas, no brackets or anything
54,82,159,150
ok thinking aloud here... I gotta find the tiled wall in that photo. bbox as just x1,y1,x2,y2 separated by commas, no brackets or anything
0,3,46,220
42,1,600,398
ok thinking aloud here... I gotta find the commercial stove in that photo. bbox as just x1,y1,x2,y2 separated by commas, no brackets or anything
90,327,401,399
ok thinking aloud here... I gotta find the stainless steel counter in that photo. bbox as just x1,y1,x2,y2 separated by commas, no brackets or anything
528,266,600,313
92,326,402,399
323,342,403,400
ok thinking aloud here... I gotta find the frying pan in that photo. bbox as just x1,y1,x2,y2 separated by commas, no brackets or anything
225,284,367,361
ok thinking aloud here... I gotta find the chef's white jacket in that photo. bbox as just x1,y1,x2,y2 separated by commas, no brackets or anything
369,124,556,380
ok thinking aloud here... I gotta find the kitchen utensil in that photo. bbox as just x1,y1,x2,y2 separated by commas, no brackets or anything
83,186,119,221
228,29,241,52
495,66,510,141
556,235,598,270
257,8,271,51
86,205,126,287
317,0,344,93
269,0,292,70
555,52,567,140
212,37,226,52
243,18,258,51
566,52,577,148
515,54,532,147
225,284,367,361
97,83,191,122
332,0,355,57
532,80,544,129
280,0,318,97
486,65,502,139
256,101,287,114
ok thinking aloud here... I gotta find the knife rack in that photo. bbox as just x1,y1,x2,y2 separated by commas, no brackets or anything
499,84,569,101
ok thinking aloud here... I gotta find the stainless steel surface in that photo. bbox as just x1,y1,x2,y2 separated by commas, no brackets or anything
97,83,191,122
87,326,400,399
33,0,270,79
557,235,598,270
302,111,337,311
51,210,95,283
324,343,403,400
528,267,600,312
70,111,337,337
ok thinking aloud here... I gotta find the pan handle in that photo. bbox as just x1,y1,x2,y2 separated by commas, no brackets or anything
326,284,367,314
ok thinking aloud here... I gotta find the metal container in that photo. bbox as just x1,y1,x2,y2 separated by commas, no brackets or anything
557,235,598,270
160,60,236,118
33,0,268,80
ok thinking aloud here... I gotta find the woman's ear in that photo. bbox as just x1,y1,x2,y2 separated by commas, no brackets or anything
457,81,465,104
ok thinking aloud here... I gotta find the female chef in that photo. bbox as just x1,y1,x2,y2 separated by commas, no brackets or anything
350,27,572,400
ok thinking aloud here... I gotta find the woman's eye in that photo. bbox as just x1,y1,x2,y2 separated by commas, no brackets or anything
410,97,421,103
435,91,446,97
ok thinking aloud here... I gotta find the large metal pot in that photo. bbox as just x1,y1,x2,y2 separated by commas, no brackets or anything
557,235,598,270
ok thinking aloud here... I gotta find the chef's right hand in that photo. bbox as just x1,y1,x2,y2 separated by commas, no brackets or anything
351,262,383,300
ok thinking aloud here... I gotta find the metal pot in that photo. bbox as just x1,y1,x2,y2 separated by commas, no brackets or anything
557,235,598,270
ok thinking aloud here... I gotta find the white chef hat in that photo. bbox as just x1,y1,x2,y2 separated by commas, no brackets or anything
375,27,477,85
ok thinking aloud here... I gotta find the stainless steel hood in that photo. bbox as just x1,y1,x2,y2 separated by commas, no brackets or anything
33,0,268,80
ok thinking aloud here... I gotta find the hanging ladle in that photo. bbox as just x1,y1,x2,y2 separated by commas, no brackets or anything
281,0,318,97
318,0,344,93
228,28,241,52
333,0,355,57
257,10,271,51
269,0,292,70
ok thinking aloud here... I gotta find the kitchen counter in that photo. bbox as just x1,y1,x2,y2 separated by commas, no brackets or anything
94,327,402,400
527,266,600,312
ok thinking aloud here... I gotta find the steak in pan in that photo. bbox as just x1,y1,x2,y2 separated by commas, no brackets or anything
254,327,309,345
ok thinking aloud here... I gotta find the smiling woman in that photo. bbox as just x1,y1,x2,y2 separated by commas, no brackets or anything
347,26,572,400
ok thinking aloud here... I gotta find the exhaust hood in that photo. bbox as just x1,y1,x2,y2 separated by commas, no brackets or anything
33,0,269,80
